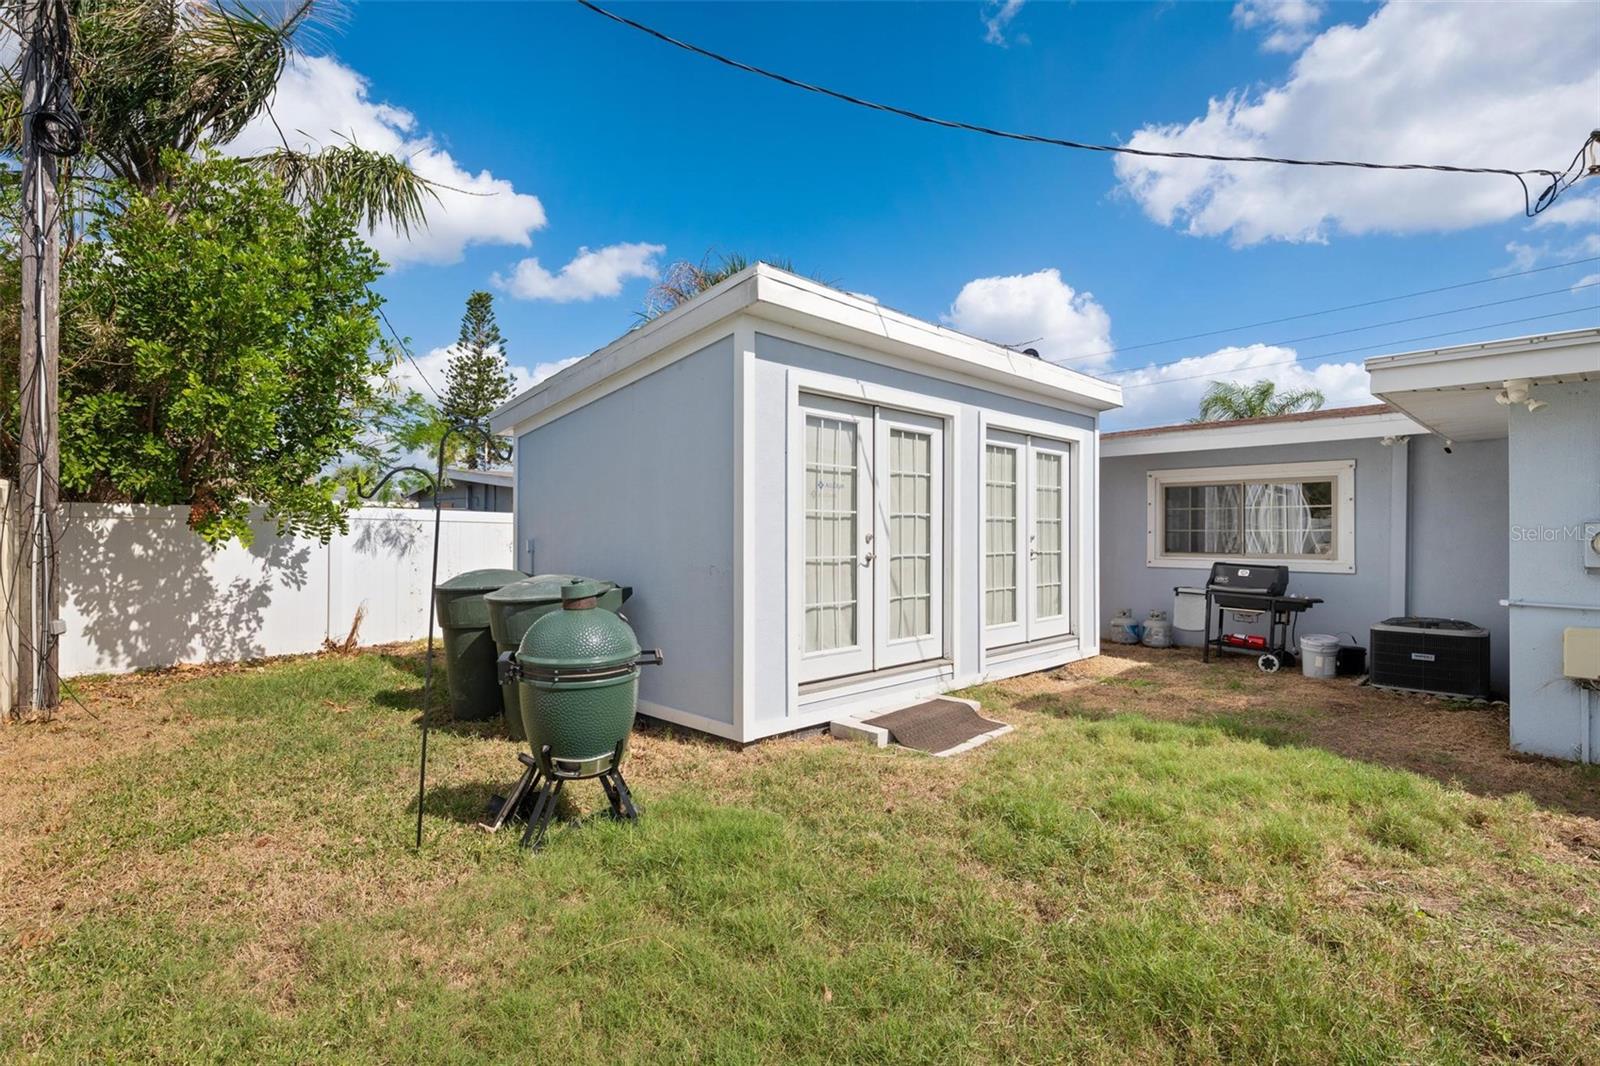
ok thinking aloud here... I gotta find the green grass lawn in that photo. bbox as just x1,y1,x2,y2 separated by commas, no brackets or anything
2,649,1597,1064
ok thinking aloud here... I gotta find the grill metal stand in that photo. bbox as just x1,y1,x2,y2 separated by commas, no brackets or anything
482,741,640,849
1197,563,1323,673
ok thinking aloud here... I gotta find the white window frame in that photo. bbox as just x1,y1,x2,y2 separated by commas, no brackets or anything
1145,459,1356,574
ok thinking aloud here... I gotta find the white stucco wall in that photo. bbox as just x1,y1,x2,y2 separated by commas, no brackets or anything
1506,379,1600,761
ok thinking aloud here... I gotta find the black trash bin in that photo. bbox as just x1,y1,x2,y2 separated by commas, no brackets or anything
433,568,527,720
484,575,630,740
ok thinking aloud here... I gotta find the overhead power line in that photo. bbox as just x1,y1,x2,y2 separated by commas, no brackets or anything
1117,306,1599,391
1059,255,1600,365
1100,279,1599,378
577,0,1597,218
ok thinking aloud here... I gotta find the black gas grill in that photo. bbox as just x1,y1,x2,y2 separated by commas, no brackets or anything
1199,562,1322,673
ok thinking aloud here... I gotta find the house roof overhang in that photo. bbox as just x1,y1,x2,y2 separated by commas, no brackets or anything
1364,327,1600,442
490,264,1123,435
1100,404,1427,458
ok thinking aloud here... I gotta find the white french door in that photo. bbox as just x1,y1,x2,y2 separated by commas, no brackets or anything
984,431,1071,650
799,397,945,682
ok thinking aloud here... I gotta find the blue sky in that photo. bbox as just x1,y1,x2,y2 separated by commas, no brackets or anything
248,1,1600,427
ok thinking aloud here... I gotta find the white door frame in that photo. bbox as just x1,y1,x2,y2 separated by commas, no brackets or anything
1026,436,1072,641
796,394,877,682
981,431,1028,649
979,413,1094,661
786,370,961,698
873,407,945,669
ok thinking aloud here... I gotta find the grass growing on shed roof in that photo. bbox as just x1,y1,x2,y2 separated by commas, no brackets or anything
2,647,1597,1063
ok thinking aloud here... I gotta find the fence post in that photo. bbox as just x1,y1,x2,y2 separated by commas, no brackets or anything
1,479,17,718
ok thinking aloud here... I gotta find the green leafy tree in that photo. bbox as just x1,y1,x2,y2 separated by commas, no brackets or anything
59,150,391,544
441,292,513,468
1193,379,1326,423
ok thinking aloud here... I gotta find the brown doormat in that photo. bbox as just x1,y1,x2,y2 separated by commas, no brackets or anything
863,698,1011,757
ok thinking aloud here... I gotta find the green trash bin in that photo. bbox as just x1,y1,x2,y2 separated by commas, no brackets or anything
485,574,631,741
433,568,527,721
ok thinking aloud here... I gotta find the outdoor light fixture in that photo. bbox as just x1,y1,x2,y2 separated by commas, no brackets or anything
1495,378,1548,413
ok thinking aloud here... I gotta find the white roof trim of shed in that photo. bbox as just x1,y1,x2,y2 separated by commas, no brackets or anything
490,263,1123,435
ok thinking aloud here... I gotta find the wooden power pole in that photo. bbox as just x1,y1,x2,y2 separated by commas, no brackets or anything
15,0,67,715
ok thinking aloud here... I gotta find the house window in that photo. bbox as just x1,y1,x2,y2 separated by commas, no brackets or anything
1146,460,1355,573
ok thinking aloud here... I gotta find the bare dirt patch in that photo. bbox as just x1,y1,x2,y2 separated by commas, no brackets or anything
1003,644,1600,821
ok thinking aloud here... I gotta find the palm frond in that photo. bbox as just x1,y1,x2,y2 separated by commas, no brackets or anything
249,144,437,234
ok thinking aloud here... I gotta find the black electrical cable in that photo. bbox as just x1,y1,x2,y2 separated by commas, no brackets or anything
23,0,83,158
1100,279,1599,378
576,0,1594,218
1058,255,1600,366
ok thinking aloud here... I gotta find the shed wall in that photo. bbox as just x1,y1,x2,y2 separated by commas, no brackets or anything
514,336,737,726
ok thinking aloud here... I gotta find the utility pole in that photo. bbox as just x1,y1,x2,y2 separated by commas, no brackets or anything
15,0,67,715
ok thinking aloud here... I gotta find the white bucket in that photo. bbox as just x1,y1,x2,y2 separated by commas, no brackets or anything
1300,634,1341,679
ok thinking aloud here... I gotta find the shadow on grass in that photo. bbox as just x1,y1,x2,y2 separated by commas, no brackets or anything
418,777,622,837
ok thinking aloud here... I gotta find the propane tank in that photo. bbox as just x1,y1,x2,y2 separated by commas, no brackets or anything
1141,610,1172,648
1110,609,1140,645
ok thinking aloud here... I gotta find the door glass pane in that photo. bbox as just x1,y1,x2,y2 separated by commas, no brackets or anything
984,445,1017,626
1034,451,1064,619
887,428,933,640
804,416,858,652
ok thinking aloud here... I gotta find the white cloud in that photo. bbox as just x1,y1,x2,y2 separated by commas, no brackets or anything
389,345,581,401
234,56,547,266
944,268,1114,368
1574,273,1600,293
493,242,665,303
1114,1,1600,245
1105,344,1374,430
1231,0,1325,53
982,0,1028,47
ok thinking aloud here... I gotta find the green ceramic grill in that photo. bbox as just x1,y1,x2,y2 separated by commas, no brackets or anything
493,579,662,848
484,575,631,741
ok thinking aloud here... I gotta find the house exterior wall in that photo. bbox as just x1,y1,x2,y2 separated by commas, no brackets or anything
414,482,514,512
747,330,1100,738
1506,379,1600,761
513,336,737,729
1101,435,1511,693
1407,438,1510,693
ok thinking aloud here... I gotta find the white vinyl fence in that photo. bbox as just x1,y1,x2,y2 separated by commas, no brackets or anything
52,503,514,677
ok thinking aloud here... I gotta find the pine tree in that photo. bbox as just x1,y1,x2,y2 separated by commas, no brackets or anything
441,292,514,468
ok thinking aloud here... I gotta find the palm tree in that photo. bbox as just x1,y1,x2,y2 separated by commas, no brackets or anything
643,252,809,319
1193,379,1325,422
0,0,435,233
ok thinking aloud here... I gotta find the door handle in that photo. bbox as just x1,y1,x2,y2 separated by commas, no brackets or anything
862,552,875,567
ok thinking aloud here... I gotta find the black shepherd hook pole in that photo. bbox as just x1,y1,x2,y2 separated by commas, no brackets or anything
358,421,497,849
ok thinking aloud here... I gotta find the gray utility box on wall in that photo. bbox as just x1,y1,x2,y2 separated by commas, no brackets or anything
1370,617,1492,700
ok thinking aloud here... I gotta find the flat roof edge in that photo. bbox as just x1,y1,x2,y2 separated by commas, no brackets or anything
491,263,1123,433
